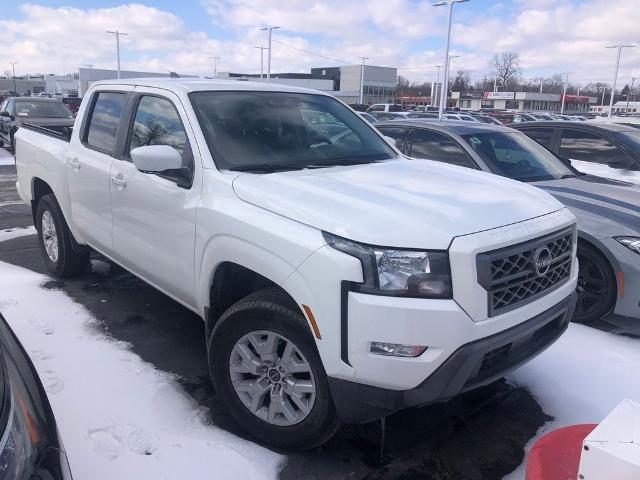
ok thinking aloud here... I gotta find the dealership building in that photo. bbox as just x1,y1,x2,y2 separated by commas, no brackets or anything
452,91,598,112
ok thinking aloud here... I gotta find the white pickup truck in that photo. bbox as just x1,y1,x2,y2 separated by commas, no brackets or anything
15,78,578,449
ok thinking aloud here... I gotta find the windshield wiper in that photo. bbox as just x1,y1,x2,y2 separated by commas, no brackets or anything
227,163,303,173
304,158,387,169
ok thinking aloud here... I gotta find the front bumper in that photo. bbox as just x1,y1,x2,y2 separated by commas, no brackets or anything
328,291,576,423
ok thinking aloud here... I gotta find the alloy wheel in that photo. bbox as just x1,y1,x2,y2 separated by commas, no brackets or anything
229,330,316,426
41,210,59,263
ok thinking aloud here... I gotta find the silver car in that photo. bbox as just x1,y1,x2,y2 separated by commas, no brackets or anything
376,119,640,324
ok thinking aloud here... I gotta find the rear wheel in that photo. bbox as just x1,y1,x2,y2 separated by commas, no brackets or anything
209,289,341,449
574,242,616,324
36,194,90,277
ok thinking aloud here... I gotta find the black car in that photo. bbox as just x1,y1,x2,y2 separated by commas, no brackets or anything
0,313,72,479
511,121,640,187
0,98,75,152
376,119,640,324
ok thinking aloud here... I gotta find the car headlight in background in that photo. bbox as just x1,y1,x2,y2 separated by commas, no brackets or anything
323,232,452,298
615,237,640,255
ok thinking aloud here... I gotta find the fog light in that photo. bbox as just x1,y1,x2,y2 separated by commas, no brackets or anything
370,342,427,357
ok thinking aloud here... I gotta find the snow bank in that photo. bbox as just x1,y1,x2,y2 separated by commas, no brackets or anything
505,323,640,478
0,226,36,241
0,261,285,480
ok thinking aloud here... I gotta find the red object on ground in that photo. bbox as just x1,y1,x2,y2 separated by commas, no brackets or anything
526,424,598,480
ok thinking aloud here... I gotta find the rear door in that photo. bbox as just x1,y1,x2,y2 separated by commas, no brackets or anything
109,87,201,307
559,127,640,185
68,87,132,254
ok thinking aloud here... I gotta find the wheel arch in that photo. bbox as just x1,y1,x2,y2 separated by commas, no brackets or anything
577,232,620,298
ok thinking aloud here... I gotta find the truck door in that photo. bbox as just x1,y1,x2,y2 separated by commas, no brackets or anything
68,88,131,254
109,88,200,308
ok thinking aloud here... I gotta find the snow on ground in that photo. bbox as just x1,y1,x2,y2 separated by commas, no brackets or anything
0,226,36,241
505,323,640,478
0,259,285,480
0,149,13,166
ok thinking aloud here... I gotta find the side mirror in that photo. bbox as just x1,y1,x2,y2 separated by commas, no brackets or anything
0,111,10,118
383,135,397,147
131,145,183,173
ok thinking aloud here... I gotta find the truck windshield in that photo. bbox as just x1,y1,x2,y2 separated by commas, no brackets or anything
189,91,395,171
15,101,73,118
461,131,578,182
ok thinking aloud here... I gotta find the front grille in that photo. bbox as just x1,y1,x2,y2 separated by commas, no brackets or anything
477,228,574,317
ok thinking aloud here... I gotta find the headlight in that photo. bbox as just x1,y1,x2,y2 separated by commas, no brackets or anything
323,232,452,298
615,237,640,255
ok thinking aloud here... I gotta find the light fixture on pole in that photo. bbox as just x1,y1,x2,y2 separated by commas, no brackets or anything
560,72,569,114
260,26,280,83
8,61,17,93
358,56,369,105
625,76,636,113
432,0,470,120
210,56,221,77
605,44,636,118
106,30,128,79
255,45,267,81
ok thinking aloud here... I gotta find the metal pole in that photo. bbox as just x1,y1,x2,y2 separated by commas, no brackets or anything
439,1,454,120
434,65,442,108
359,56,369,105
560,73,568,114
493,77,497,92
210,56,221,77
261,26,280,83
601,86,606,105
8,62,17,93
107,31,128,79
255,46,266,81
606,45,636,118
539,78,543,94
626,77,635,112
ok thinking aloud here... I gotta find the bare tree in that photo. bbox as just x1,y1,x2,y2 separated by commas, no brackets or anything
491,52,521,90
451,70,471,92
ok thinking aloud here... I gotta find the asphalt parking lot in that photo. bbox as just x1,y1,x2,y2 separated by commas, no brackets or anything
0,147,555,479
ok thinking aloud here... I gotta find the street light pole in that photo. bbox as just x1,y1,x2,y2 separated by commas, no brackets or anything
358,56,369,105
539,78,544,94
261,26,280,83
560,72,569,114
255,45,266,81
210,56,221,77
625,76,636,113
606,44,636,118
106,30,128,79
432,0,470,120
8,61,17,93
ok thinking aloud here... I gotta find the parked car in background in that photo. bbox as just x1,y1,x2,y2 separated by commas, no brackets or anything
405,112,439,119
512,121,640,186
0,97,74,151
357,111,378,123
376,119,640,324
0,313,73,478
348,103,369,112
367,103,404,113
61,97,82,116
470,114,504,125
16,78,578,449
368,110,407,121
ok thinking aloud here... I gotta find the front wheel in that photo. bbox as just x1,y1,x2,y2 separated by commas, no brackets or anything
36,194,90,277
209,289,341,449
573,242,616,323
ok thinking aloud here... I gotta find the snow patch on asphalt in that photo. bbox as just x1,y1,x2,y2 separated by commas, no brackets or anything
505,323,640,478
0,261,285,480
0,226,36,241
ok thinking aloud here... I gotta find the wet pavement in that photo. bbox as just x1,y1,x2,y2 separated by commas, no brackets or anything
0,150,553,479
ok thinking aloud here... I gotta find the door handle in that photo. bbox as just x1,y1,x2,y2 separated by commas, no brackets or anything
110,175,127,188
69,157,81,171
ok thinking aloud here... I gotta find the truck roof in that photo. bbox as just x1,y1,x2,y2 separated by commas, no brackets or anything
89,77,330,96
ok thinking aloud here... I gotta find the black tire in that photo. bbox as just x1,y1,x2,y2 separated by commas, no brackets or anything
573,242,616,324
208,288,341,449
35,193,90,277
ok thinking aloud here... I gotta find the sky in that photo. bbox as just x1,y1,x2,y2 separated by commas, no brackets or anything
2,0,640,87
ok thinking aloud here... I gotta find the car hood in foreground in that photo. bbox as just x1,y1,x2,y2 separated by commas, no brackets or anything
533,175,640,236
233,158,564,249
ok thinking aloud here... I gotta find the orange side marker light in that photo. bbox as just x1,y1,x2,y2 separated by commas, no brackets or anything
302,304,322,340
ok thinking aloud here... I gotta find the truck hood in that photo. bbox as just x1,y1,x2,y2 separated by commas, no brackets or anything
232,158,564,249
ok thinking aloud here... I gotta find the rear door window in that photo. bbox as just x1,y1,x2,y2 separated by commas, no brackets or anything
408,129,478,169
376,126,408,153
560,129,634,166
85,92,127,154
522,127,555,148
